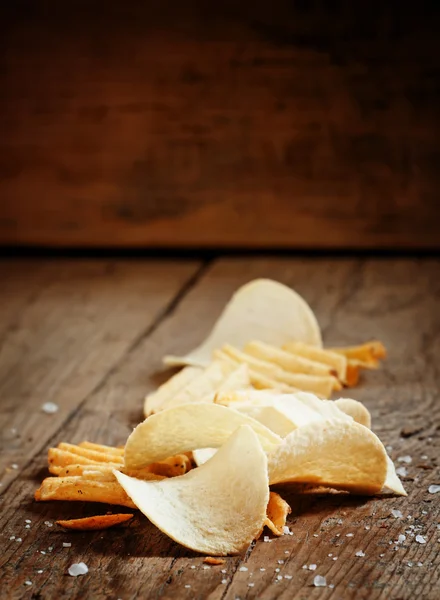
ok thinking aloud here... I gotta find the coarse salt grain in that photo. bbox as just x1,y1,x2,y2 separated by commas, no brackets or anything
313,575,327,587
391,509,403,518
10,536,15,540
239,566,248,572
407,561,413,567
248,583,254,587
282,526,290,534
313,534,318,537
68,563,88,577
185,584,191,588
365,525,370,530
221,579,227,584
221,569,226,574
16,537,22,542
415,535,426,544
41,402,59,414
263,536,271,543
190,565,196,569
398,535,406,543
308,564,317,571
260,568,265,572
44,521,53,528
355,550,365,557
380,554,385,557
40,551,46,555
346,533,354,537
11,464,19,470
203,566,210,570
333,557,338,561
285,575,292,579
428,485,440,494
25,519,31,524
277,560,284,564
277,575,282,581
421,455,428,460
275,568,280,573
25,525,30,529
37,570,43,574
302,565,308,570
396,467,408,477
397,455,412,464
328,553,333,557
417,562,423,566
63,542,72,548
24,581,32,586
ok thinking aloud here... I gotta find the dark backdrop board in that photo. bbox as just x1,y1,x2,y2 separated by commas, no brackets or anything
1,1,439,249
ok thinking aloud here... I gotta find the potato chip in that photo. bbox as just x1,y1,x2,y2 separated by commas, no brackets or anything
328,341,386,364
115,426,270,555
381,456,407,496
192,448,217,467
164,279,322,367
124,404,282,469
334,398,371,428
48,448,122,470
35,476,136,507
265,492,291,536
282,342,347,381
144,365,203,416
268,419,388,494
245,341,334,377
57,514,134,530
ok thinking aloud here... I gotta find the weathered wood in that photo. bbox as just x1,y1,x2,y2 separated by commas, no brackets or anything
0,257,439,599
1,2,440,249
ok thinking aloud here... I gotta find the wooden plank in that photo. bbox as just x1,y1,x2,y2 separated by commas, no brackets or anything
1,257,439,598
1,2,440,249
0,258,202,492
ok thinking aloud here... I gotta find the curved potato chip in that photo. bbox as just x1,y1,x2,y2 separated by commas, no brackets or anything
144,365,203,416
124,403,282,469
192,448,217,467
115,426,269,555
268,419,388,494
334,398,371,428
164,279,322,367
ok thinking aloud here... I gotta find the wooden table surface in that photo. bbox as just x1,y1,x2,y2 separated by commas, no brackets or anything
1,256,439,600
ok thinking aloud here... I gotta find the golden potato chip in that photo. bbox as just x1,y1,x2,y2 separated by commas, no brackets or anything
56,514,134,530
124,403,282,469
328,341,386,363
115,426,270,555
245,341,334,377
48,448,122,471
282,342,347,381
265,492,292,536
334,398,371,428
35,476,136,507
78,442,124,456
164,279,322,367
268,419,388,494
57,443,124,464
144,365,203,416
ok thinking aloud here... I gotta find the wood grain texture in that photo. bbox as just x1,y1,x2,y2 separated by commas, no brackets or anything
0,256,439,599
1,2,440,249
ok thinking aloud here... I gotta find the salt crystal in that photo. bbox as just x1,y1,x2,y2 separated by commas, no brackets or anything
24,581,32,586
63,542,72,548
221,579,227,584
25,525,30,529
302,565,308,570
282,526,290,535
337,519,343,524
422,510,428,515
221,569,227,574
239,566,248,572
407,561,413,567
346,533,354,537
328,553,333,557
41,402,59,414
263,536,270,543
396,466,408,477
277,575,282,581
68,562,88,577
313,575,327,587
260,568,265,572
285,575,293,579
37,570,43,574
185,584,191,589
355,550,365,557
380,554,385,558
284,550,289,554
415,535,426,544
203,566,210,570
277,560,284,564
25,519,31,524
16,537,22,542
333,557,338,561
365,526,370,530
391,509,403,518
428,485,440,494
10,536,15,540
398,535,406,543
386,445,393,452
329,584,335,589
248,583,254,587
275,568,280,573
40,551,46,555
44,521,53,528
417,562,423,567
11,464,19,470
397,455,412,464
48,546,53,552
313,534,318,537
308,564,317,571
190,565,196,569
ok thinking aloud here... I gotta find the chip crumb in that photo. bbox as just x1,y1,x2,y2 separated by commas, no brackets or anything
428,485,440,494
415,535,426,544
68,562,88,577
308,564,317,571
41,402,59,414
203,557,225,566
238,566,248,572
355,550,365,557
63,542,72,548
397,455,412,464
391,509,403,518
313,575,327,587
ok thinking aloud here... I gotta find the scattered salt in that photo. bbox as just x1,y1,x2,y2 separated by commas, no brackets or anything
355,550,365,557
282,526,290,535
417,562,423,567
25,525,30,529
41,402,59,414
203,566,210,570
284,575,293,580
380,554,385,558
328,553,333,557
37,570,43,574
275,568,280,573
346,533,354,537
329,584,335,589
333,557,338,561
25,519,31,524
428,485,440,494
40,551,46,555
239,566,248,572
11,464,19,470
398,535,406,543
277,575,282,581
221,569,226,574
185,584,191,589
397,455,412,464
10,536,15,540
24,581,32,586
68,562,88,577
415,535,426,544
221,579,227,585
337,519,343,525
259,568,265,572
44,521,53,528
190,565,196,569
263,536,271,543
284,550,289,554
407,561,413,567
63,542,72,548
365,526,370,530
313,575,327,587
391,509,403,518
421,455,428,460
248,583,254,588
16,537,22,542
277,560,284,564
308,564,317,571
386,445,393,452
313,534,318,537
302,565,308,570
396,467,408,477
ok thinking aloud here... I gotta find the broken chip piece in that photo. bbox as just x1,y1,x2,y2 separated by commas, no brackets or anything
56,514,134,530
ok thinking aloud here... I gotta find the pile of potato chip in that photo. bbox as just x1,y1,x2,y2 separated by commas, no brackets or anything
36,279,406,555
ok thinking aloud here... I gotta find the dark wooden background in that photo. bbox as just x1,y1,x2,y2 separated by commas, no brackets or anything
1,1,440,249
